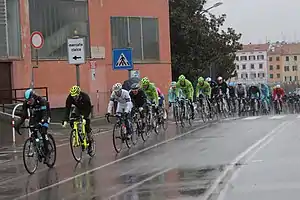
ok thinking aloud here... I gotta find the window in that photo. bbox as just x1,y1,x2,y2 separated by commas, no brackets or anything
29,0,90,59
251,64,254,69
269,57,272,61
257,55,264,60
250,73,256,78
286,56,289,61
236,65,239,70
284,66,290,71
258,72,265,78
246,73,248,78
294,56,297,61
276,56,280,61
293,65,297,71
277,74,280,78
259,63,263,69
236,56,239,61
285,76,287,81
269,65,273,70
111,17,160,61
270,74,273,79
242,64,246,70
276,65,280,70
240,56,247,61
249,55,256,60
290,76,292,81
0,0,21,57
295,76,298,81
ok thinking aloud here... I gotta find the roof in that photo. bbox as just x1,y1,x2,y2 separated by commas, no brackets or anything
238,43,269,53
281,43,300,55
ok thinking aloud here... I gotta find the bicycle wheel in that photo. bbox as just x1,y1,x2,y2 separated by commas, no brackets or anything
45,134,56,168
142,113,151,141
130,121,139,145
173,105,179,125
162,109,169,131
23,138,38,174
70,130,83,162
113,123,124,153
88,131,96,157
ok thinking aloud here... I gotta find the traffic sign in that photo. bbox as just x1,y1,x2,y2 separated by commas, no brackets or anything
30,31,44,49
112,48,133,70
67,38,85,65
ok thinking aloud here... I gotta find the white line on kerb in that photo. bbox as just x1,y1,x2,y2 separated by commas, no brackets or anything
14,123,210,200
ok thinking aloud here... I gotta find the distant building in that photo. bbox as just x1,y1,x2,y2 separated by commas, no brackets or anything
281,43,300,83
234,44,269,84
267,43,284,84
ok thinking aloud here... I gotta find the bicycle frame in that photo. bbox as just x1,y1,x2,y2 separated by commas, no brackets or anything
72,116,88,149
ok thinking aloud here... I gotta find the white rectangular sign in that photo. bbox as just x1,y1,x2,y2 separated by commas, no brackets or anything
67,38,85,65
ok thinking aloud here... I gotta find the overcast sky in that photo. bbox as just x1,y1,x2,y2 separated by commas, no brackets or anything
207,0,299,44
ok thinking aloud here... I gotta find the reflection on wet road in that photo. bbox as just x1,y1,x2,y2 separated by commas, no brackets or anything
1,114,300,199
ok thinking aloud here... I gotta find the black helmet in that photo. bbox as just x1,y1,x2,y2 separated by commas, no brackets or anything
131,83,140,90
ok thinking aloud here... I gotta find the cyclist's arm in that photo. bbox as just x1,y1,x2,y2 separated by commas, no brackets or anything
37,96,50,122
19,102,29,124
187,81,194,101
124,91,132,113
151,85,159,105
82,92,92,116
206,84,212,98
141,90,148,105
107,93,115,113
195,84,200,98
64,94,73,121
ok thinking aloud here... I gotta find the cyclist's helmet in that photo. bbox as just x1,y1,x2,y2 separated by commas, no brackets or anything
25,89,35,105
141,77,150,89
205,77,212,82
217,76,223,82
171,81,176,88
113,83,122,96
276,84,280,88
70,85,81,97
198,77,205,85
131,83,140,90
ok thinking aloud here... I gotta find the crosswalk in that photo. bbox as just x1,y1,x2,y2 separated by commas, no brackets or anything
242,114,300,121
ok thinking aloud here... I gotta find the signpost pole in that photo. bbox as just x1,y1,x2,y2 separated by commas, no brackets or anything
30,31,44,89
76,64,80,86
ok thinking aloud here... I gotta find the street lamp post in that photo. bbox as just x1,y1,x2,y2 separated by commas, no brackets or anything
199,2,223,14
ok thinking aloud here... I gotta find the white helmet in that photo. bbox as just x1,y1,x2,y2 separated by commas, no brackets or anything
205,77,211,82
275,84,280,88
112,83,122,92
217,76,223,81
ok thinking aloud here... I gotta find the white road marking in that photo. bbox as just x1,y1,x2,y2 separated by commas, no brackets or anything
14,123,210,200
202,121,290,200
269,115,286,120
242,116,261,120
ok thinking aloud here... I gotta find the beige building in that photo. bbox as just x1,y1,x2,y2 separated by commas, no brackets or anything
281,43,300,83
268,44,284,84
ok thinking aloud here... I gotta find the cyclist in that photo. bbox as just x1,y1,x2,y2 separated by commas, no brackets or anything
106,83,133,138
15,89,51,163
248,83,261,110
260,83,270,111
62,85,93,153
140,77,159,110
272,84,285,112
129,83,148,128
176,75,195,119
206,77,218,99
216,76,229,97
228,82,237,112
168,81,179,108
156,87,167,119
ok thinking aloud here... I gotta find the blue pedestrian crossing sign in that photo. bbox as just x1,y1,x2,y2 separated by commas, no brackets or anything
112,48,133,70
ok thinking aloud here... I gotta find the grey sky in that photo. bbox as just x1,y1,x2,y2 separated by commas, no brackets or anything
206,0,300,44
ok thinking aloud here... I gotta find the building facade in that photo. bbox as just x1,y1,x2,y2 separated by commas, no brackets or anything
281,44,300,83
0,0,172,115
267,44,283,84
234,44,269,84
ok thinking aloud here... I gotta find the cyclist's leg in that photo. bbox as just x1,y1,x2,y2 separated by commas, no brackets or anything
40,123,50,162
189,98,195,119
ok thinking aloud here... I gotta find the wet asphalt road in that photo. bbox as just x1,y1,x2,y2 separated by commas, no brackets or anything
0,114,299,200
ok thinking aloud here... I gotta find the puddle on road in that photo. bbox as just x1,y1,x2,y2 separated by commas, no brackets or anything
109,165,225,200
